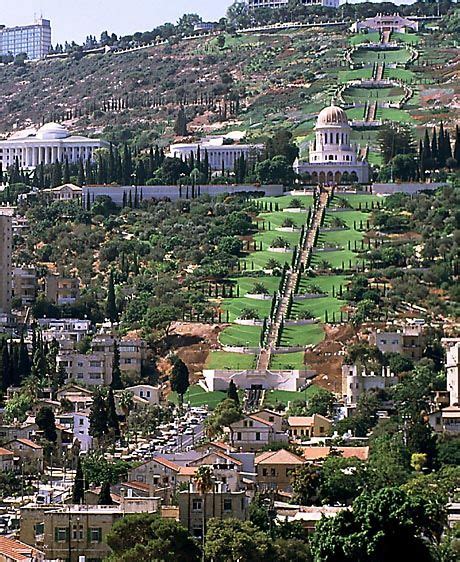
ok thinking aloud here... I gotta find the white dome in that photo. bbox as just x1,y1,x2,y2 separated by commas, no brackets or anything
36,122,70,140
316,104,349,128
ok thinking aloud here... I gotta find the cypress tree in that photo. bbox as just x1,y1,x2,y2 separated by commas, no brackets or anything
72,456,85,504
89,390,108,439
77,159,85,186
438,122,446,168
63,158,70,184
431,126,438,167
111,341,123,390
170,355,190,405
98,482,114,505
106,387,120,438
227,380,239,405
106,270,117,323
454,125,460,167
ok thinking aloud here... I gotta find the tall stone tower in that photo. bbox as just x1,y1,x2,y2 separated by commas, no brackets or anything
0,208,13,314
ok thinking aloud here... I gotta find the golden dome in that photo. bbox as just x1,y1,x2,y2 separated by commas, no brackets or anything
316,103,349,127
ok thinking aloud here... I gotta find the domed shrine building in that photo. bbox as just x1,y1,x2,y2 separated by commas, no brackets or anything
0,123,108,169
294,103,371,185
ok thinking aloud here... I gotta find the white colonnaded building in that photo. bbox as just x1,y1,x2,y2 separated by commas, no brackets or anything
0,123,108,169
169,137,264,172
294,103,371,184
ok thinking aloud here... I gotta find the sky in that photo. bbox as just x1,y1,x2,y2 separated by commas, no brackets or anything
1,0,232,45
4,0,413,45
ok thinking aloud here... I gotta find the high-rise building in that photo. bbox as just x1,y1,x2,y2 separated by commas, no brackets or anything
247,0,339,10
0,208,13,315
0,18,51,60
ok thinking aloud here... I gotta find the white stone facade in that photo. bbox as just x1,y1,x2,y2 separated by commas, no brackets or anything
351,14,419,34
169,138,264,171
294,103,371,184
248,0,339,9
0,123,108,169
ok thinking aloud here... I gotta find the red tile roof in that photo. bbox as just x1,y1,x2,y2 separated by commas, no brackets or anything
8,438,43,450
0,536,42,561
0,447,13,456
256,449,305,465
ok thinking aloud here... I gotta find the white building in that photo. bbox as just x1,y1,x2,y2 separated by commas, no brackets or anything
294,103,371,184
0,18,51,60
247,0,339,9
342,364,398,406
169,138,264,171
0,123,108,169
0,208,13,315
444,339,460,407
42,183,83,201
351,13,419,34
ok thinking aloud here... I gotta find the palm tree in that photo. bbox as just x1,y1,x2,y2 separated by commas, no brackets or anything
119,390,134,449
194,465,214,553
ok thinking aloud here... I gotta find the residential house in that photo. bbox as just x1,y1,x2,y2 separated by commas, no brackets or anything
56,412,92,452
0,421,38,444
288,414,332,441
428,406,460,434
342,364,398,407
301,446,370,463
443,339,460,407
127,457,182,502
227,413,288,452
255,449,305,492
0,447,14,472
125,384,161,405
189,450,243,491
5,438,44,472
0,536,44,562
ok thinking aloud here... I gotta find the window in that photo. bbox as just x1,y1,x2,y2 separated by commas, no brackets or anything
270,468,276,476
72,524,84,540
237,432,242,441
262,468,268,476
192,499,203,512
89,528,102,543
255,432,260,441
34,523,44,536
223,499,232,512
55,527,68,542
269,416,274,422
319,426,324,433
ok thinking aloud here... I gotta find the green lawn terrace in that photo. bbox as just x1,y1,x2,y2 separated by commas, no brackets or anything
205,351,257,371
279,323,325,348
168,384,227,409
264,386,322,407
219,323,262,348
269,351,306,370
338,68,373,84
375,106,414,123
349,32,381,46
330,193,384,210
252,194,313,211
342,86,405,105
351,48,411,66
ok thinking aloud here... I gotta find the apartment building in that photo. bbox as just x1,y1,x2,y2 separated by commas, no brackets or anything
12,266,37,306
20,504,123,562
179,485,248,538
45,274,80,305
57,351,112,387
37,317,92,343
0,208,13,315
0,18,51,60
371,325,427,360
91,334,147,375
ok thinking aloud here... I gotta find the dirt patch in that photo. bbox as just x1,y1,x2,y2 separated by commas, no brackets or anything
160,322,225,385
305,323,356,395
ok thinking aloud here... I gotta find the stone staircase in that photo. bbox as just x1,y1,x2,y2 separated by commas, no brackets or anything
256,188,332,371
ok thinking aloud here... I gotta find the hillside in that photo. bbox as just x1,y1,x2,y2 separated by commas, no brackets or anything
1,22,459,155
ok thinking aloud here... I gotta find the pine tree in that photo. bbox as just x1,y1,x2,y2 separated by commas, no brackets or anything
106,387,120,438
72,456,85,504
106,270,117,323
111,341,123,390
